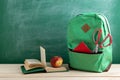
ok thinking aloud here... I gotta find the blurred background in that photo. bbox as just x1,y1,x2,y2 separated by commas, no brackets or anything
0,0,119,63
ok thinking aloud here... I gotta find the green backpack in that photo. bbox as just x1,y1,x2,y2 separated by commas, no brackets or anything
67,13,112,72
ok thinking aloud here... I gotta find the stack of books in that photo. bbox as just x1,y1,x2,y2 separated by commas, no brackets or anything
21,59,45,74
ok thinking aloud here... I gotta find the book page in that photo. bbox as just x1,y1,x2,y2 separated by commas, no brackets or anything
40,46,47,67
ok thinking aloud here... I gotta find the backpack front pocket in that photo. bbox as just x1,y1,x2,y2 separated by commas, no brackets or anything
69,50,104,72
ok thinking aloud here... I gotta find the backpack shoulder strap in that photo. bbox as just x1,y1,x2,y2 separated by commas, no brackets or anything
98,14,111,34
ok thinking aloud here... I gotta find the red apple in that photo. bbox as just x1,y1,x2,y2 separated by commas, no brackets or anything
50,56,63,68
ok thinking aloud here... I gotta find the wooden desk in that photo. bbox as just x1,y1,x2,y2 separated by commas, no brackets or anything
0,64,119,80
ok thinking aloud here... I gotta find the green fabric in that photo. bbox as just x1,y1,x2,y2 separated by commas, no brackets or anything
21,66,45,74
67,13,112,72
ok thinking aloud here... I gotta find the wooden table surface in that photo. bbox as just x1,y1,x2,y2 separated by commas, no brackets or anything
0,64,119,80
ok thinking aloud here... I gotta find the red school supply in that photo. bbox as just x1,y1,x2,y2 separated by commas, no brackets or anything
73,41,92,53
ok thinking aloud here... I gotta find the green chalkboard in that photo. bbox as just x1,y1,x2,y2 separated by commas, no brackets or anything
0,0,119,63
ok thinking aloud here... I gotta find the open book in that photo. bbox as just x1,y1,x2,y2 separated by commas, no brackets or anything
24,59,44,70
24,46,46,70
